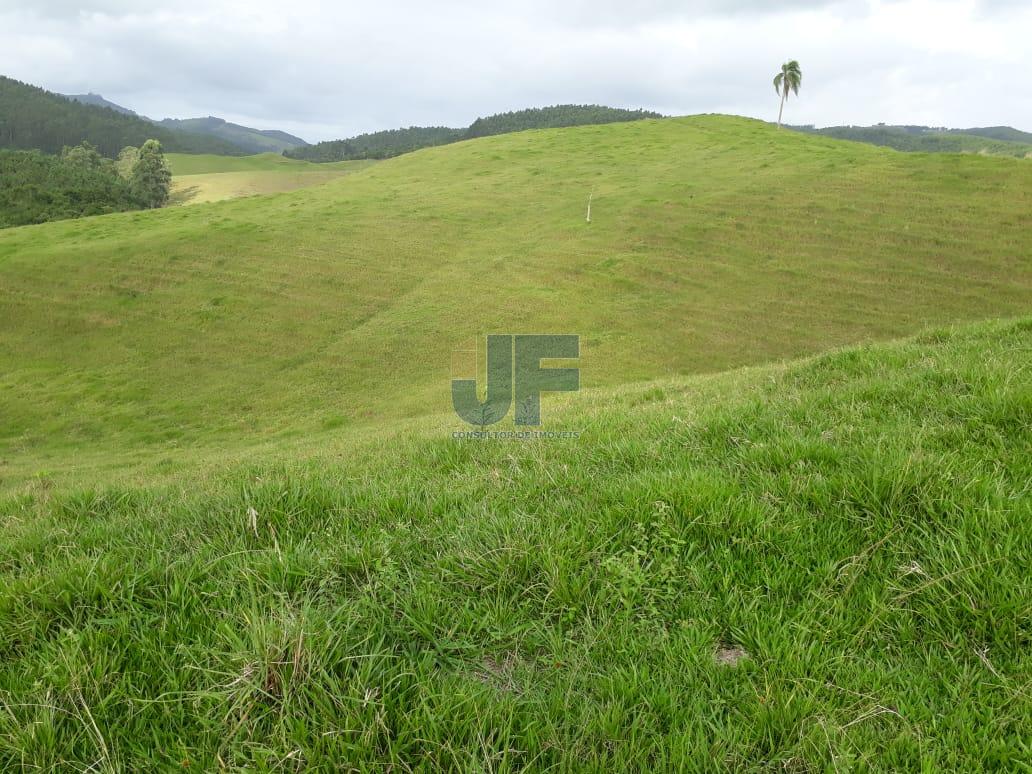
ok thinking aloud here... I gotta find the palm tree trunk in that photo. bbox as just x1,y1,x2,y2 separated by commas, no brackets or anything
777,88,786,128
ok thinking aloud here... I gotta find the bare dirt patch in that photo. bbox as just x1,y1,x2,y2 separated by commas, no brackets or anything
715,644,749,667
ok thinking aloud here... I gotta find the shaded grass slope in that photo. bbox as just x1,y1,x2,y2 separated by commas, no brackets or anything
0,318,1029,769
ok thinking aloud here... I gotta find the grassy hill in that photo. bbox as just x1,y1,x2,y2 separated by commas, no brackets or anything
0,316,1028,769
1,115,1030,490
0,114,1030,769
166,153,374,205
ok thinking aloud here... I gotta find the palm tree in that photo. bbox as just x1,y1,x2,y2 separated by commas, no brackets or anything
773,60,802,128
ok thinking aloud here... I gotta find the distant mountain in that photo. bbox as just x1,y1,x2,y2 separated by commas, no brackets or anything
63,92,137,116
287,104,663,162
792,124,1032,158
60,87,308,154
0,76,243,156
155,116,308,154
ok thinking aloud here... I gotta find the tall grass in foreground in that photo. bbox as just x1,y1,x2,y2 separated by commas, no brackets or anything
1,318,1029,770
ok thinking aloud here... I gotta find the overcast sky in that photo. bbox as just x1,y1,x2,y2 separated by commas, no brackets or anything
1,0,1029,143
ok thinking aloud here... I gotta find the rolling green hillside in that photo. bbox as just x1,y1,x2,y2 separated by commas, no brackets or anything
1,115,1030,491
0,317,1029,769
1,114,1030,770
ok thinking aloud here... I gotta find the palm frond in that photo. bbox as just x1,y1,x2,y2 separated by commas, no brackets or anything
775,61,803,99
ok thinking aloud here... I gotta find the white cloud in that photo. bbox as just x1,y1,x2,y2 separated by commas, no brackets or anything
0,0,1028,141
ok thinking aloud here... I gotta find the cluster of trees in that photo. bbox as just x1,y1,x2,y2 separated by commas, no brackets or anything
0,75,241,157
286,105,663,162
0,139,171,228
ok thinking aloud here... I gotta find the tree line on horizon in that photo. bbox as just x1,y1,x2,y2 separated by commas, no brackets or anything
790,123,1032,157
284,105,662,162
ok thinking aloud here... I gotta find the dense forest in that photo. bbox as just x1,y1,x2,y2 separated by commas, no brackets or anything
0,140,171,228
0,76,242,157
465,104,661,138
286,105,663,162
792,124,1032,157
284,127,463,162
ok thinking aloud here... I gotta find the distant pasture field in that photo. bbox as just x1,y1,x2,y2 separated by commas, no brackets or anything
165,152,364,175
167,152,375,204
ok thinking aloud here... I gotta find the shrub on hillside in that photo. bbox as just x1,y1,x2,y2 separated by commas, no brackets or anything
0,139,171,227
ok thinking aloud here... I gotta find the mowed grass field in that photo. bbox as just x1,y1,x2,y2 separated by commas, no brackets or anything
1,116,1029,490
0,318,1029,769
166,152,374,205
